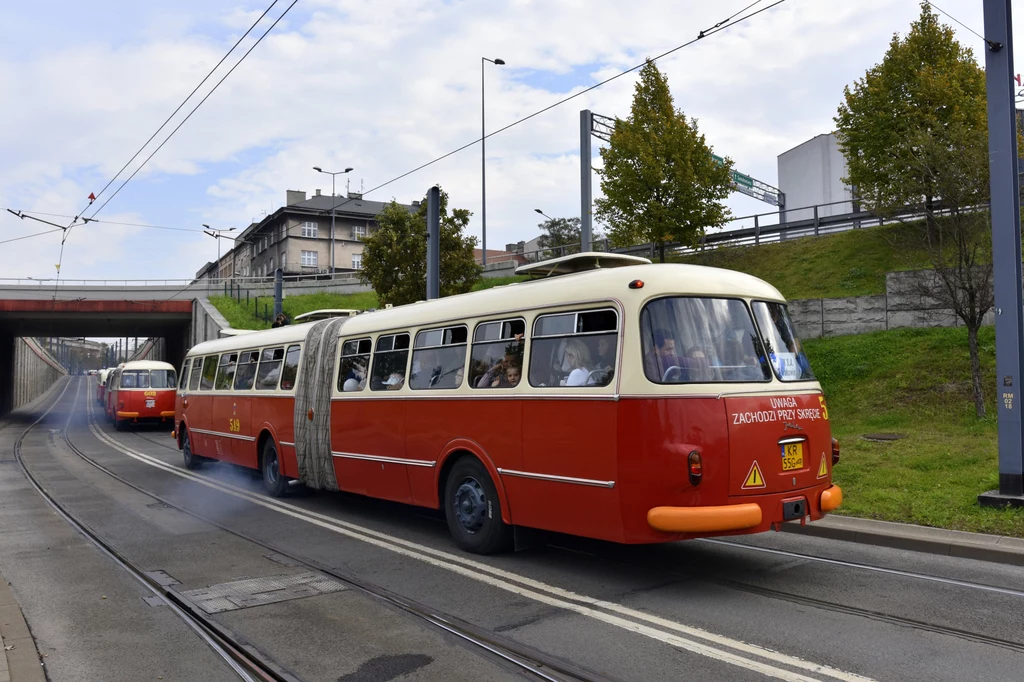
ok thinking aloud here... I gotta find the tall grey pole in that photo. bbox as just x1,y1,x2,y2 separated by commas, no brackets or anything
426,186,440,300
481,60,488,266
980,0,1024,506
273,268,283,317
580,110,593,253
330,173,336,277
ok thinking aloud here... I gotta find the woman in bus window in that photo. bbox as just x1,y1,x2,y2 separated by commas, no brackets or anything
563,339,592,386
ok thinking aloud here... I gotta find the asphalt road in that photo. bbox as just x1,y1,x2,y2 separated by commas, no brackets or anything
3,376,1024,682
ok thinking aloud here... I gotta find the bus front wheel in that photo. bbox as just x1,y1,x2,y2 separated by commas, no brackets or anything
182,429,202,470
444,457,512,554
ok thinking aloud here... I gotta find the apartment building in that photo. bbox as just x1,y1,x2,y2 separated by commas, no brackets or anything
211,189,418,279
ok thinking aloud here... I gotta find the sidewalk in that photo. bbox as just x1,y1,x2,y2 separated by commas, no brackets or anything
784,514,1024,566
0,573,45,682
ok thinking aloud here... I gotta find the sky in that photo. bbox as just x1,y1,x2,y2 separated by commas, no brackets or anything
0,0,1018,283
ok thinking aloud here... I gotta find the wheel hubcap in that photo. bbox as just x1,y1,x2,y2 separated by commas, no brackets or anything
267,453,278,483
453,477,487,533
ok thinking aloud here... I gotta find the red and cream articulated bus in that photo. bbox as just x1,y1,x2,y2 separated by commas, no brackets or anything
105,361,178,431
174,254,842,554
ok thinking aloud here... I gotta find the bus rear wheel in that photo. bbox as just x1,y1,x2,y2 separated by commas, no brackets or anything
444,458,512,554
181,429,202,470
261,439,287,498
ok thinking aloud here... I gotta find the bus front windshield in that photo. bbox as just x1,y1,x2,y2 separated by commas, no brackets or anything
751,301,815,382
641,297,770,384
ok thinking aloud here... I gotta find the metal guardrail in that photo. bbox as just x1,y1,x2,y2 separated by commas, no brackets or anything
517,199,977,263
0,271,363,288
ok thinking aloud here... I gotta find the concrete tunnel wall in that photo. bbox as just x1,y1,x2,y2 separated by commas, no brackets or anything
1,336,68,415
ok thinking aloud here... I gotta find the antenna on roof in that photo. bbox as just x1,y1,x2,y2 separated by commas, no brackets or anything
346,177,351,194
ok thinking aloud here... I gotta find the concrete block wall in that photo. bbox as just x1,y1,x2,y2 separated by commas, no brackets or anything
788,269,982,339
13,338,67,410
192,297,230,346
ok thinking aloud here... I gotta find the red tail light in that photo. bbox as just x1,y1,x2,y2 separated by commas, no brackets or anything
831,438,840,466
688,451,702,486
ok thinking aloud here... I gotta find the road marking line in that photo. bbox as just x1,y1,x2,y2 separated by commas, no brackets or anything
85,402,872,682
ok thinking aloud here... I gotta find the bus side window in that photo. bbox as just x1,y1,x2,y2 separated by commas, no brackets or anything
370,334,410,391
338,339,371,392
233,350,260,391
530,308,617,388
411,326,467,390
280,345,301,391
200,356,219,390
255,347,285,390
179,360,191,390
189,358,205,391
215,353,238,390
469,319,524,389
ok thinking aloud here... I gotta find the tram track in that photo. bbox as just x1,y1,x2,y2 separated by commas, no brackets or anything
12,378,294,682
64,379,611,682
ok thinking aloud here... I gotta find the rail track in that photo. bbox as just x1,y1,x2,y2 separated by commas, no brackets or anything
21,377,609,682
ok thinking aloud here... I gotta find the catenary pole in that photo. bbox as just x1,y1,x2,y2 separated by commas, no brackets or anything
979,0,1024,507
580,110,593,253
426,186,440,300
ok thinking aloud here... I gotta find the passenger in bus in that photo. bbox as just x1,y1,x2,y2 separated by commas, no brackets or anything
643,330,681,382
685,347,714,382
454,366,465,387
384,372,405,390
475,336,523,388
594,336,615,370
562,339,592,386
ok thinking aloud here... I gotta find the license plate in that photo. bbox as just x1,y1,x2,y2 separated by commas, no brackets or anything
146,399,155,408
781,442,803,471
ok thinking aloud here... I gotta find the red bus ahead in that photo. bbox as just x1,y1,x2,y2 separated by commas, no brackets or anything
174,255,842,553
95,368,112,405
106,361,178,431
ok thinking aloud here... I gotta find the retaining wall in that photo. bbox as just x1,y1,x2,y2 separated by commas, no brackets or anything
789,270,993,339
13,338,67,410
192,297,230,345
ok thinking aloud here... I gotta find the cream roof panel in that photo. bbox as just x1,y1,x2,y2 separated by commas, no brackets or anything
187,323,314,357
337,263,786,337
122,360,176,371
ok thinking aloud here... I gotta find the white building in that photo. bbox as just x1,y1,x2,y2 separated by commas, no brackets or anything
777,133,854,223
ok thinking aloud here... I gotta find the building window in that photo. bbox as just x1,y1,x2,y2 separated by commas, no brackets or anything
301,221,318,238
268,256,274,272
352,225,366,240
281,252,287,269
301,250,318,267
352,253,362,270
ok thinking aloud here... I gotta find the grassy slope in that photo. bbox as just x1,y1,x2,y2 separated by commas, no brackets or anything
675,221,933,299
805,326,1024,537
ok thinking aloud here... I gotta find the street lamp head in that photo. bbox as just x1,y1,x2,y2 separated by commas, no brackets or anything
202,223,210,229
313,166,322,172
228,227,236,231
534,208,543,215
494,58,505,65
344,167,353,173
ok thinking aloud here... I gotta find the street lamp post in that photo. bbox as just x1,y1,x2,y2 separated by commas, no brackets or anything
202,224,236,281
313,166,354,276
534,208,553,221
481,57,505,267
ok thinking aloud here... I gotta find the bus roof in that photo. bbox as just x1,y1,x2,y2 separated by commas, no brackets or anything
187,322,314,357
121,360,176,371
515,251,652,278
292,309,359,322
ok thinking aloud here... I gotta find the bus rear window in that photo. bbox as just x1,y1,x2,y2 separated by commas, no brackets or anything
640,297,770,384
751,301,815,382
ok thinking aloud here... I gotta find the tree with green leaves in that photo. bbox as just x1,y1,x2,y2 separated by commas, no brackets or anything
595,59,734,263
360,189,481,306
834,1,986,223
535,216,604,259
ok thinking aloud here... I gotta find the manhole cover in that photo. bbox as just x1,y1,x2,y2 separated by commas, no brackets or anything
861,433,906,442
180,572,347,614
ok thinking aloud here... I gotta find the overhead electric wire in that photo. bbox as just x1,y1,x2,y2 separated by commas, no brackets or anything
84,0,298,225
48,0,291,298
154,0,786,305
61,0,281,245
0,228,63,245
7,210,206,234
923,1,986,43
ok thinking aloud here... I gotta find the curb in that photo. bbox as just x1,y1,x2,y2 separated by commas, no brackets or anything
782,514,1024,566
0,575,45,682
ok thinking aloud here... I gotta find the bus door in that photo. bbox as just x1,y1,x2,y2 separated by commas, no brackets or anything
211,352,239,463
229,350,259,469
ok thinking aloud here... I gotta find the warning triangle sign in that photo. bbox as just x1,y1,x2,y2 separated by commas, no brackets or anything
742,461,766,489
817,453,829,479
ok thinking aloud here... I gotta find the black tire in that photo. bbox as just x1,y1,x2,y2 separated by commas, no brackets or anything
114,416,125,431
181,429,202,470
443,457,513,554
261,438,287,497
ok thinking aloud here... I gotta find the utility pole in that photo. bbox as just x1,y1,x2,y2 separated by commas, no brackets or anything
426,186,440,300
580,110,593,253
979,0,1024,508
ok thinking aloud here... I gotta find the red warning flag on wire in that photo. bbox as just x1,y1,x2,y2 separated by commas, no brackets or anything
88,192,96,202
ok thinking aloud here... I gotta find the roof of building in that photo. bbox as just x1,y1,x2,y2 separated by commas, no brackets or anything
236,194,418,243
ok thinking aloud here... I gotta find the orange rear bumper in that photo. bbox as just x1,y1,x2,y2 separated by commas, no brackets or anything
647,503,763,533
820,484,843,512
